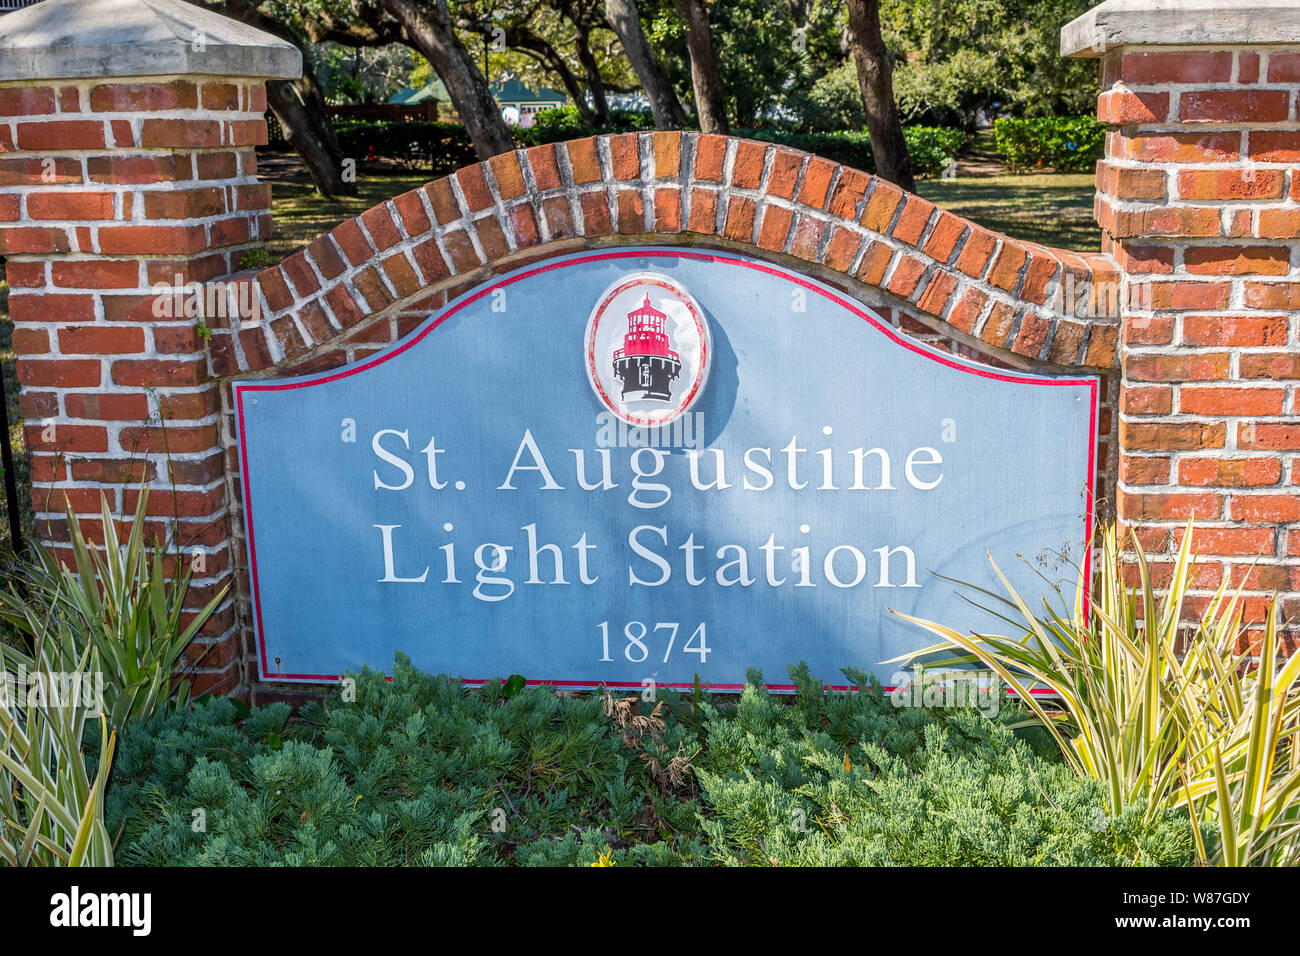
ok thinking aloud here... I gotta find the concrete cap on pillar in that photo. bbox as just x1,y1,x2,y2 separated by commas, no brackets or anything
1062,0,1300,57
0,0,302,82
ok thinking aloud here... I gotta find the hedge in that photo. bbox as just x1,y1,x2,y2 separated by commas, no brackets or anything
993,115,1105,173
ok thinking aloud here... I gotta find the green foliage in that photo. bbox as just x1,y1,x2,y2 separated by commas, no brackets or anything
1,608,116,866
800,62,865,133
102,657,1198,867
334,121,478,176
882,0,1099,121
519,107,656,144
994,115,1105,173
902,127,969,178
105,656,706,866
236,247,276,271
0,490,226,731
897,523,1300,866
697,669,1197,866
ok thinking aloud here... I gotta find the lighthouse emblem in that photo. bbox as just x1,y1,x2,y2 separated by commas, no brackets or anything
584,272,710,427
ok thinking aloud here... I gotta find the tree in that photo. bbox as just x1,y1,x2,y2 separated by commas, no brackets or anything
459,1,606,127
191,0,356,197
672,0,727,134
604,0,686,129
846,0,914,191
374,0,516,159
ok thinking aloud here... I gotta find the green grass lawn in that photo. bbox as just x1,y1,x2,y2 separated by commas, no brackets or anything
257,159,431,263
918,172,1099,253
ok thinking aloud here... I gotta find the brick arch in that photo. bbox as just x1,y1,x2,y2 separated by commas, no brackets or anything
208,132,1120,380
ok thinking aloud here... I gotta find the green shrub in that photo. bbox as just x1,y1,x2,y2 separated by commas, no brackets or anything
696,668,1198,866
334,121,478,176
102,657,1198,866
515,107,656,146
104,655,707,866
993,115,1104,173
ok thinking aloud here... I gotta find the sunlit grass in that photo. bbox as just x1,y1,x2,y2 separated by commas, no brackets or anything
919,171,1098,252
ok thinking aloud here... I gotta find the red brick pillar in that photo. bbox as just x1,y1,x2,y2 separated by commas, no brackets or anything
1065,2,1300,646
0,0,300,695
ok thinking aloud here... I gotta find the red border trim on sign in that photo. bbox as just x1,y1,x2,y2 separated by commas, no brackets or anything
235,248,1100,688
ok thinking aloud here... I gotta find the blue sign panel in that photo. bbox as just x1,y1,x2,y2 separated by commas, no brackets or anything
234,248,1097,689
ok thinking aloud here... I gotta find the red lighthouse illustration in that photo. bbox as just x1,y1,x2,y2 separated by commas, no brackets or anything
612,294,682,401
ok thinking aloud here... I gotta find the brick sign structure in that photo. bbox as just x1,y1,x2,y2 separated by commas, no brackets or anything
0,0,1297,700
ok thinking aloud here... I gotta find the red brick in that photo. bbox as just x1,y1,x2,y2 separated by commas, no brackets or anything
1125,352,1230,382
886,255,926,298
607,133,640,180
139,118,221,148
1120,420,1226,450
0,87,56,115
693,134,727,182
1181,90,1289,123
1122,386,1173,415
1229,494,1300,523
827,168,869,219
99,224,207,255
653,187,681,232
1248,130,1300,163
946,287,987,333
1098,90,1169,124
90,81,197,112
51,259,139,289
1118,51,1233,84
765,150,803,200
1185,245,1290,276
111,358,208,387
1125,132,1239,163
1266,52,1300,82
65,392,151,421
854,240,893,286
1239,423,1300,450
1177,169,1284,201
16,359,101,387
579,192,611,235
1183,314,1287,347
796,157,836,209
652,131,681,179
722,195,756,242
16,120,106,150
1180,386,1285,417
953,227,996,278
860,180,903,234
1241,354,1300,380
59,325,146,354
1119,491,1222,521
1180,457,1282,488
1257,208,1300,239
359,205,402,250
456,163,494,212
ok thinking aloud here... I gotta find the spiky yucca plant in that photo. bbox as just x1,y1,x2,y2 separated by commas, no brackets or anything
892,523,1300,866
0,489,227,730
